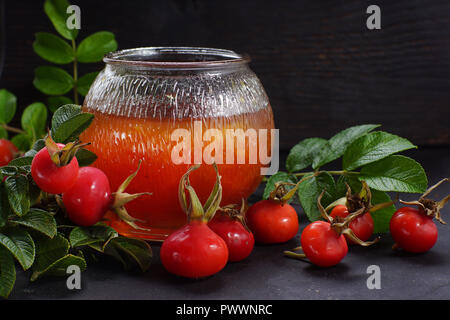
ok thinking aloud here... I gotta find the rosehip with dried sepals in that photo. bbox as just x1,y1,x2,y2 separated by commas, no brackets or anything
284,188,380,267
390,178,450,253
208,199,255,262
31,135,81,194
160,164,229,278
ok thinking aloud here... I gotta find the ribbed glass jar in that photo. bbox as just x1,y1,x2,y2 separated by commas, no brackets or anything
81,47,274,241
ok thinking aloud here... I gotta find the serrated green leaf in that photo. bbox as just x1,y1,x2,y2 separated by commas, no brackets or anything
31,233,69,279
262,171,297,201
11,134,33,152
33,66,74,96
0,166,17,176
47,96,73,113
0,184,11,228
5,175,30,216
75,148,97,166
44,0,78,40
12,209,57,238
8,157,33,167
0,228,35,270
297,172,343,221
359,155,428,193
343,131,416,170
31,254,86,281
51,104,81,128
32,233,86,281
77,31,117,63
0,247,16,298
286,138,328,172
108,237,152,272
51,104,94,143
77,72,99,96
345,177,396,233
33,32,74,64
52,113,94,143
312,124,380,169
69,224,118,248
32,139,46,150
0,89,17,124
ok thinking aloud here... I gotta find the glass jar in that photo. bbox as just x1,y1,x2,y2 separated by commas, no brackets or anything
81,47,275,241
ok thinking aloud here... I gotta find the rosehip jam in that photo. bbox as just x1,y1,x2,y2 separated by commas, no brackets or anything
81,47,275,240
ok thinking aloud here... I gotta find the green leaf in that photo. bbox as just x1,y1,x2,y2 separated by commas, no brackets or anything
44,0,78,40
33,32,74,64
8,156,33,167
75,148,97,166
345,177,396,233
77,72,99,96
5,175,30,216
0,184,12,228
69,224,118,248
77,31,118,63
343,131,416,170
12,209,57,238
0,166,17,176
359,155,428,193
0,127,7,139
0,228,35,270
297,172,343,221
31,233,86,281
11,134,33,152
33,66,74,96
108,237,152,272
0,247,16,298
262,171,297,201
21,102,48,140
51,104,94,143
47,96,73,113
0,89,17,124
286,138,328,172
31,254,86,281
312,124,380,169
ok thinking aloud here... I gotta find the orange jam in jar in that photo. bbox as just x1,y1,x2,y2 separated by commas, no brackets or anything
81,47,275,241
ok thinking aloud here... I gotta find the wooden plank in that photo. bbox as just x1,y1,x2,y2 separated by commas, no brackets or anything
0,0,449,150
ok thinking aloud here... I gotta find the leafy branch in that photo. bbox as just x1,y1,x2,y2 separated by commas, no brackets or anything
264,124,428,233
33,0,117,110
0,104,152,298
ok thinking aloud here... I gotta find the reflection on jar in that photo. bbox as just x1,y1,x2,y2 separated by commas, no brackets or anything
81,47,275,241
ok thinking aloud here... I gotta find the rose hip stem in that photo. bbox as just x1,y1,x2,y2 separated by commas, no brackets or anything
398,178,450,224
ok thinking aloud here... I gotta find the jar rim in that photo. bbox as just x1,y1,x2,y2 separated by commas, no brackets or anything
103,47,250,69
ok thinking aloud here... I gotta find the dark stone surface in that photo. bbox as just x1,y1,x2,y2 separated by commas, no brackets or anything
9,147,450,300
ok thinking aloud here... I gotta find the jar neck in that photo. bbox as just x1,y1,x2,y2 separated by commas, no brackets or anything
103,47,251,76
106,62,250,77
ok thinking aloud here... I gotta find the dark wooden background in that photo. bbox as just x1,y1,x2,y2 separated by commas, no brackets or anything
1,0,449,151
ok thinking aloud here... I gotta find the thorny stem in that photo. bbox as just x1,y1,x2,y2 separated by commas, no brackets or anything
294,170,360,177
72,39,79,105
1,124,25,134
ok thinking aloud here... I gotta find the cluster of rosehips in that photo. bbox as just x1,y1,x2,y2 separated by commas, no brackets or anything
30,136,147,228
160,164,300,278
283,179,450,267
161,165,450,278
